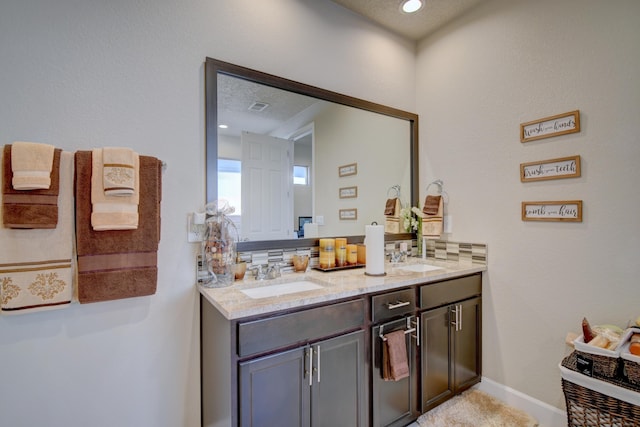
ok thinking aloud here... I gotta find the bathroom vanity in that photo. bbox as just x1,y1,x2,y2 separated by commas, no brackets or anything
200,259,485,427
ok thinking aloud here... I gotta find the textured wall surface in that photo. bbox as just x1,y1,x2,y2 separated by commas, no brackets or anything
416,0,640,409
0,1,415,426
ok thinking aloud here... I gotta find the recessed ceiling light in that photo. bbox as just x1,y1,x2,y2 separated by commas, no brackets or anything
218,124,228,129
401,0,423,13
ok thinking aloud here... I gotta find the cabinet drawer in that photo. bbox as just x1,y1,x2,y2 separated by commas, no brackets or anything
420,274,481,311
371,288,416,323
237,298,364,358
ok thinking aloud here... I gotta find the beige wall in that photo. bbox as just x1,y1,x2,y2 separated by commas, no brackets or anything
0,1,415,426
416,0,640,409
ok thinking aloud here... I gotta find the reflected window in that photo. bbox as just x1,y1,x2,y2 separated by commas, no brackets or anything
293,165,309,186
218,158,242,214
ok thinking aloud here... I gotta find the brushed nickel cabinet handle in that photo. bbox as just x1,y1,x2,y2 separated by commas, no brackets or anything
387,300,410,309
308,348,313,386
316,345,321,383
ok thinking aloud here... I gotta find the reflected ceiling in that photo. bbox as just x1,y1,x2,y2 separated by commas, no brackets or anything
218,75,322,139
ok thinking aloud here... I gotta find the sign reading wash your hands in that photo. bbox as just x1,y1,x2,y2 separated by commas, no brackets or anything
520,110,580,142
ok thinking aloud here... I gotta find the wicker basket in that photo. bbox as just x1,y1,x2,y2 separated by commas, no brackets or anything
574,350,621,379
621,328,640,386
573,334,621,379
562,352,640,427
624,358,640,386
562,378,640,427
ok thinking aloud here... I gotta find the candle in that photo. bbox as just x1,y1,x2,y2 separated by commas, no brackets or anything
347,244,358,265
335,238,347,267
319,238,336,269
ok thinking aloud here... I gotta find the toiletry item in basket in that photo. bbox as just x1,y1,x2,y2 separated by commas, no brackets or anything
630,333,640,356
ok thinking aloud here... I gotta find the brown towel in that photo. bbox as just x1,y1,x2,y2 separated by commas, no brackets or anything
382,330,409,381
2,145,61,229
423,195,442,215
384,198,398,216
75,151,162,304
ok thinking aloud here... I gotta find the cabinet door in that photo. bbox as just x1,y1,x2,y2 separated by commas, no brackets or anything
372,319,419,427
311,330,366,427
453,297,481,392
239,347,311,427
420,306,453,412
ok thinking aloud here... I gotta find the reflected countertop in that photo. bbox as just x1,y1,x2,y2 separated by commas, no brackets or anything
199,258,486,320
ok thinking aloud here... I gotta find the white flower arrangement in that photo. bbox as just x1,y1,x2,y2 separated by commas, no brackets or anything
400,205,420,233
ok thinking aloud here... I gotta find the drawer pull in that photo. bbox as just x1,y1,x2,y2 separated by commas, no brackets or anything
387,300,410,310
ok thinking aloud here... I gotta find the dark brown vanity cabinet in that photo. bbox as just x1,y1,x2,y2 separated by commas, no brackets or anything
201,297,367,427
239,330,365,427
201,272,483,427
419,274,482,412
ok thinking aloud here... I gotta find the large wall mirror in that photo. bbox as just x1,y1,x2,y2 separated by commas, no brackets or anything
205,57,419,250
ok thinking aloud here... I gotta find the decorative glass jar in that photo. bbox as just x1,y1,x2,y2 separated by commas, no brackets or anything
201,201,237,288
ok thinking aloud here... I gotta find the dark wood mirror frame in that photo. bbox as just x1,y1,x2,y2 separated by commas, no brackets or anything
205,57,419,250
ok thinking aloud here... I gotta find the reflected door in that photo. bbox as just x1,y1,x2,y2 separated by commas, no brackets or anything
241,131,293,241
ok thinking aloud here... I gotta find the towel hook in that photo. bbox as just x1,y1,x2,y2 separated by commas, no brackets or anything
425,179,449,203
387,184,401,199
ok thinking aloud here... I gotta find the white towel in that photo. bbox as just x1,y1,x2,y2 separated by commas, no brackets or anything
11,141,56,190
103,147,138,196
0,151,75,314
91,148,139,230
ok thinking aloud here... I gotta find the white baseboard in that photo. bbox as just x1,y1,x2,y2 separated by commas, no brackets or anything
475,377,567,427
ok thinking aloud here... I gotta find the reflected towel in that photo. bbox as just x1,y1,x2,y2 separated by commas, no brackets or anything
91,148,140,230
11,141,56,190
3,145,61,229
422,195,443,239
103,147,137,196
75,151,162,303
0,151,74,314
382,330,409,381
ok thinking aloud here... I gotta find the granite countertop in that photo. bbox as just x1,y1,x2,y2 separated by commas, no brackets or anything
199,258,486,320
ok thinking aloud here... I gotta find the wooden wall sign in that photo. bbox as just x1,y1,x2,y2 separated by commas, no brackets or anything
339,186,358,199
520,155,581,182
339,208,358,220
522,200,582,222
520,110,580,142
338,163,357,177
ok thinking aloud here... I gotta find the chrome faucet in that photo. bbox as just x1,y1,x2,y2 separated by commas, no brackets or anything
251,262,282,280
265,262,281,279
251,264,268,280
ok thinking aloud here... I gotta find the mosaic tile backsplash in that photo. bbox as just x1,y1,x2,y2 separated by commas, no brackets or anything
235,239,487,275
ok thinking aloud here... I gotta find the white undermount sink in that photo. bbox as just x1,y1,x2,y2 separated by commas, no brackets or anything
396,264,443,273
240,280,324,299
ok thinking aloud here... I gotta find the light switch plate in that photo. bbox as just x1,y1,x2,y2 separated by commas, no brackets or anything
316,215,324,225
187,213,206,242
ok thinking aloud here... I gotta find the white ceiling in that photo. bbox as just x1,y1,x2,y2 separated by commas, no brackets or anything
330,0,484,41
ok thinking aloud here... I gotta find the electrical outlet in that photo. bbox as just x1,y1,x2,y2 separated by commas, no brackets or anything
316,215,324,225
187,213,206,242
